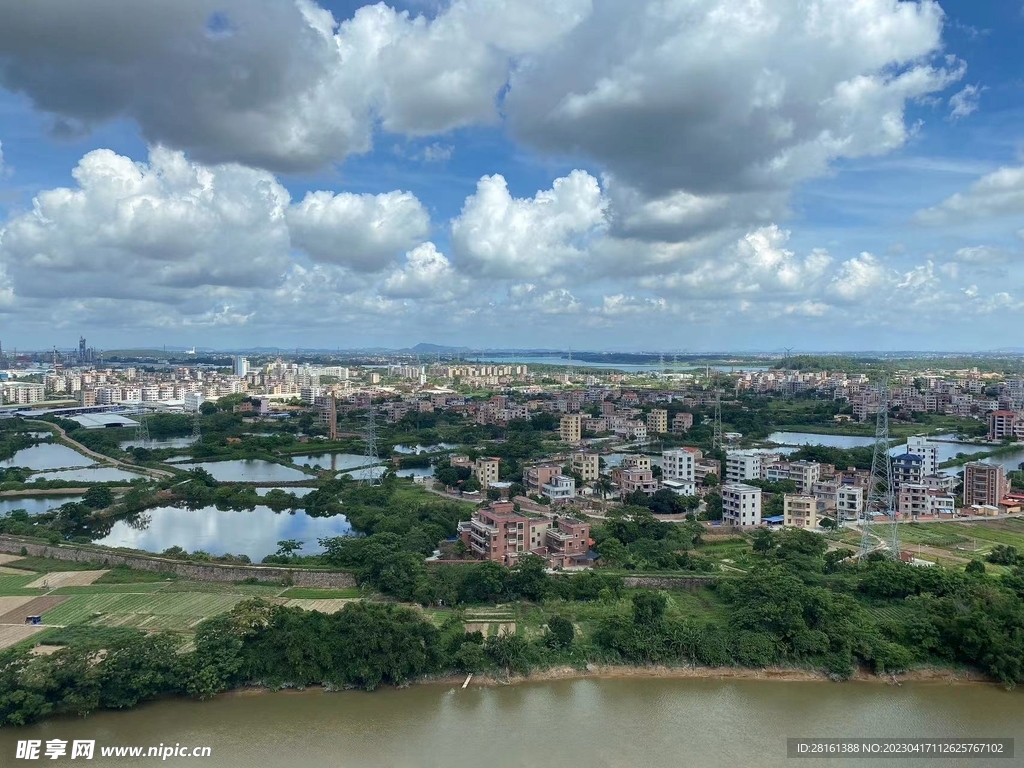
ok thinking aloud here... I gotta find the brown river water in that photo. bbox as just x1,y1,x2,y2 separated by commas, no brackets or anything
1,678,1022,767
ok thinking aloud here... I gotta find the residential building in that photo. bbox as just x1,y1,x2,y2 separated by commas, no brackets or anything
764,460,821,493
570,452,600,482
891,453,924,489
524,464,563,496
989,410,1022,441
898,484,956,519
725,450,764,483
541,475,576,504
0,382,45,405
662,447,700,483
473,456,501,489
694,458,721,484
905,436,939,477
614,467,659,497
964,462,1008,508
671,412,694,433
721,483,762,527
233,356,248,378
456,501,591,569
559,414,582,444
620,454,651,472
783,494,825,529
662,479,697,496
836,485,864,520
646,409,668,435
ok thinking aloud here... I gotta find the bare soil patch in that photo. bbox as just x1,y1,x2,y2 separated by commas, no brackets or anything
0,595,67,624
0,596,36,616
0,554,25,565
0,624,45,649
25,570,109,589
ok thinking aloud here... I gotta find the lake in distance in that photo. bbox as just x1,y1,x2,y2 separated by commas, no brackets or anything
1,678,1021,767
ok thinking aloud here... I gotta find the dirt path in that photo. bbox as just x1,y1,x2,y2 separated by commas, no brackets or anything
25,420,172,479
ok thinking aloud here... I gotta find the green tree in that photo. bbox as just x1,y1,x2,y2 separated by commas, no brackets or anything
545,615,575,649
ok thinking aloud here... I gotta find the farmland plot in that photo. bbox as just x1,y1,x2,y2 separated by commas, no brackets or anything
26,570,109,589
44,592,246,631
0,625,45,649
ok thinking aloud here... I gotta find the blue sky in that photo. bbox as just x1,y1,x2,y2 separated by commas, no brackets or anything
1,0,1024,353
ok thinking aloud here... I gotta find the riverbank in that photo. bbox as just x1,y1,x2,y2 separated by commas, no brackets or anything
428,663,995,688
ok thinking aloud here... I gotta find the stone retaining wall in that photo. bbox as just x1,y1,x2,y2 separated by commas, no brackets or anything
622,575,718,590
0,535,355,588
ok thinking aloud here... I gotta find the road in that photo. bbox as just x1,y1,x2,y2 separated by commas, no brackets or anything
26,420,173,479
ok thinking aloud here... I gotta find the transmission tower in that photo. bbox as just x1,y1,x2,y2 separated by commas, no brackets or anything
859,379,898,559
566,348,573,380
134,412,150,443
658,353,665,374
711,386,723,452
362,407,381,485
192,408,202,440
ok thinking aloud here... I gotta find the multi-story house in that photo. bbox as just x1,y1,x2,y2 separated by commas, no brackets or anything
457,501,591,569
671,412,694,433
559,414,582,444
764,460,821,493
570,452,600,482
989,410,1022,441
614,468,659,498
621,454,652,472
836,485,864,520
783,494,825,529
891,452,924,489
694,458,721,484
524,464,562,495
905,436,939,477
646,409,668,435
473,457,501,489
541,475,576,505
721,483,762,527
725,450,764,483
662,447,700,483
964,462,1007,508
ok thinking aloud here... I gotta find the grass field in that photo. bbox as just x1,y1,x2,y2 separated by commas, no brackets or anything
280,587,360,599
899,520,1024,554
0,573,41,595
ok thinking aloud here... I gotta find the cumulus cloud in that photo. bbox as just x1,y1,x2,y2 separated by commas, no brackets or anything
0,0,589,172
380,242,467,299
0,146,291,301
916,165,1024,224
508,284,583,315
288,189,430,271
451,170,608,278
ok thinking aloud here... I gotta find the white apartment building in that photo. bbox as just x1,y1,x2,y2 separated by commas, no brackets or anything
663,479,697,496
836,485,864,520
542,475,577,504
905,436,939,477
725,450,764,483
184,392,206,412
0,382,45,405
662,448,699,483
721,483,762,527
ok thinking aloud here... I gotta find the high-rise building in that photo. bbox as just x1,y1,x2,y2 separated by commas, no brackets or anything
79,336,87,362
559,413,582,444
964,462,1007,508
233,356,248,378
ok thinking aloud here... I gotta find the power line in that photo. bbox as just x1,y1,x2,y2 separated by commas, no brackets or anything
362,406,381,486
860,378,898,559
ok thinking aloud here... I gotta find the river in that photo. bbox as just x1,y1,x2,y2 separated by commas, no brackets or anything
1,678,1020,767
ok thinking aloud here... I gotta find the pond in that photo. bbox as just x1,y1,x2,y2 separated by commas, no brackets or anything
119,436,197,450
0,495,84,516
0,443,95,471
176,460,311,483
31,467,146,483
94,505,352,561
291,453,378,471
392,443,458,454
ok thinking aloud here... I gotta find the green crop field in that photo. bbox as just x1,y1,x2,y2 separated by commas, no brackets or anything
50,583,171,595
901,520,1024,551
44,592,245,631
0,574,41,595
161,581,286,596
280,587,360,599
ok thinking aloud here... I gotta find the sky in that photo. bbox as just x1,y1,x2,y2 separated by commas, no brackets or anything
1,0,1023,353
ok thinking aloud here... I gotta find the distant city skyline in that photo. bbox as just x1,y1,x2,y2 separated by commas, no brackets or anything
1,1,1022,350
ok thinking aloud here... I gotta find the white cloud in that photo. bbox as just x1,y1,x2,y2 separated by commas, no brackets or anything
451,170,608,278
0,146,291,301
288,189,431,271
916,165,1024,224
948,84,983,120
829,253,888,302
508,284,583,315
381,242,467,299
